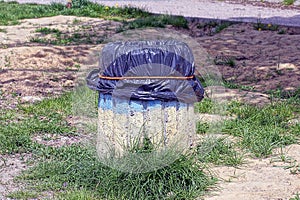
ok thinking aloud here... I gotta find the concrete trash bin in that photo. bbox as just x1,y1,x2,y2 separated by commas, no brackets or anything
87,40,204,157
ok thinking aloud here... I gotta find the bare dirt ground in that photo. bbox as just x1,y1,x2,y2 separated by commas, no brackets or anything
0,16,120,109
0,15,299,199
183,20,300,94
204,144,300,200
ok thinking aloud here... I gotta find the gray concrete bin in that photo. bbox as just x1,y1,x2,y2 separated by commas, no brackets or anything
87,40,204,158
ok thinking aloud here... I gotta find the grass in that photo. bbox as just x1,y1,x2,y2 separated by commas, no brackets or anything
223,101,299,157
0,93,75,154
2,87,216,199
267,87,300,100
253,19,279,31
57,189,98,200
213,55,236,67
196,21,233,34
197,136,244,166
194,90,299,158
0,1,189,31
35,27,61,34
215,22,231,33
223,80,255,91
1,0,189,45
6,191,38,200
283,0,295,5
290,193,300,200
0,1,149,26
30,31,105,45
196,121,210,134
20,145,216,200
2,88,298,199
195,98,214,114
117,14,188,33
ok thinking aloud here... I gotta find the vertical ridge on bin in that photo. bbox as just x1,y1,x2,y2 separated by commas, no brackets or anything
187,104,195,147
113,97,129,155
147,100,164,147
164,101,177,147
128,100,144,150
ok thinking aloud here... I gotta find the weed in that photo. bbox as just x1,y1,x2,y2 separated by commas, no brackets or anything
29,37,49,44
267,87,300,103
0,28,6,32
227,58,236,67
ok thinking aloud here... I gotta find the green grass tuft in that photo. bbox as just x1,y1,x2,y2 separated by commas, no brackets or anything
21,145,216,200
223,101,298,157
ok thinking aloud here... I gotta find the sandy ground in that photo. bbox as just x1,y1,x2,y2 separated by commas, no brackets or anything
0,16,120,109
204,144,300,200
0,15,299,199
0,154,32,198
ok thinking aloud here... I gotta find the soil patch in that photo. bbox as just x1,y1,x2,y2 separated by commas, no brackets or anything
182,21,300,93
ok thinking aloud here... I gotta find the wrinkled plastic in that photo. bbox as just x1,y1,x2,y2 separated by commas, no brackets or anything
87,40,204,103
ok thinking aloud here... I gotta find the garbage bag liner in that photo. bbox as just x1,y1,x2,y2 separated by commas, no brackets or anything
87,40,204,103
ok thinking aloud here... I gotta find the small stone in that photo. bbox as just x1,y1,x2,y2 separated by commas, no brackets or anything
288,118,300,126
21,96,43,103
63,80,74,87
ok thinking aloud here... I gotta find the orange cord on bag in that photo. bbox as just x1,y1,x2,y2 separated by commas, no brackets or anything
99,74,194,80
